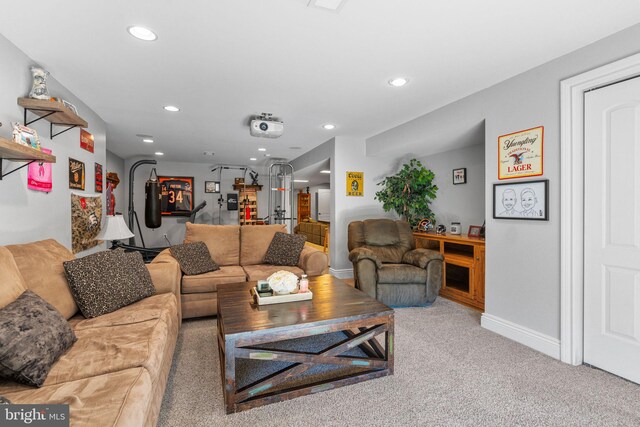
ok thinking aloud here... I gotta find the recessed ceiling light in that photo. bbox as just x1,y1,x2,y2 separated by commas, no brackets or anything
265,154,271,157
127,26,157,41
142,138,154,143
308,0,348,12
249,157,257,161
155,152,164,156
294,179,309,183
163,105,180,112
389,77,409,87
320,170,331,174
322,123,336,130
258,148,267,152
203,151,215,156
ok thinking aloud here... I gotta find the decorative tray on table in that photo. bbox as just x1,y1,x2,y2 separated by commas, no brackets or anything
250,287,313,306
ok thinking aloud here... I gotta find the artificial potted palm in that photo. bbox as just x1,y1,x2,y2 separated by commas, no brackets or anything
375,158,438,227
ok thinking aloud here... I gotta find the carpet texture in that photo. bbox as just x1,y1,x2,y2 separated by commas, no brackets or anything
158,298,640,426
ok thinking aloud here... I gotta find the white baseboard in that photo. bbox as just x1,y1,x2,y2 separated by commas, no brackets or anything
329,267,354,279
481,313,560,360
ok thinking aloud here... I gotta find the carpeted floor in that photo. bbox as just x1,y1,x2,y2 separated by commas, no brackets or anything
158,298,640,426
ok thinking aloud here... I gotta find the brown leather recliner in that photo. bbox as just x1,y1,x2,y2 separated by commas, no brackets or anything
348,219,444,307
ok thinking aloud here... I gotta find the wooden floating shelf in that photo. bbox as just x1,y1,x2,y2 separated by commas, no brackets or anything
233,184,263,191
18,97,88,128
0,136,56,180
0,137,56,163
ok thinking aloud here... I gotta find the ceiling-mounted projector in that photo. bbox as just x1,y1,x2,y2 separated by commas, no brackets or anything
250,113,284,138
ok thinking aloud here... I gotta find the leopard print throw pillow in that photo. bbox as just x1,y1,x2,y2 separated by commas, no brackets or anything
263,232,307,266
170,242,219,276
63,250,156,318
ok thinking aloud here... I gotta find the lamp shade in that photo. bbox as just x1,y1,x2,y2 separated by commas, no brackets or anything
96,215,134,241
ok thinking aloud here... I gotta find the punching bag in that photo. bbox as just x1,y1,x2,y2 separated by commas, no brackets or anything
145,168,162,229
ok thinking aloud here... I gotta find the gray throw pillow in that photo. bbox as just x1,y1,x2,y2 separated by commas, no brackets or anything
263,232,307,266
0,290,76,387
63,250,156,318
170,242,219,275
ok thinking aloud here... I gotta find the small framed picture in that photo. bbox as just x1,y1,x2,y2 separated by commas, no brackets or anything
205,181,220,193
453,167,467,185
468,225,483,237
11,122,41,150
493,179,548,221
62,99,78,115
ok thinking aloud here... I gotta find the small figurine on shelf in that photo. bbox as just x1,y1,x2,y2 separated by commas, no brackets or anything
417,218,433,232
250,170,259,186
28,66,50,100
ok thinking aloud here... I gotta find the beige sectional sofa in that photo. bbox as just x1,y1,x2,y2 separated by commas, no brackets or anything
178,223,329,319
0,239,181,427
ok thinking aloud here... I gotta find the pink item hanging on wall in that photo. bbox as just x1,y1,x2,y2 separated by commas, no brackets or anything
27,148,52,192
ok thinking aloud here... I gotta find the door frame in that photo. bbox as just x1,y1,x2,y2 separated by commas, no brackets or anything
560,52,640,365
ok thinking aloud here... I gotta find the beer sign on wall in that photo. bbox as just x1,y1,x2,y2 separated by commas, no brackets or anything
498,126,543,180
346,171,364,196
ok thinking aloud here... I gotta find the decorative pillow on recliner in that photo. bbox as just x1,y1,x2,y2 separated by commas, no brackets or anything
0,290,76,387
263,232,306,266
170,241,219,275
63,250,156,318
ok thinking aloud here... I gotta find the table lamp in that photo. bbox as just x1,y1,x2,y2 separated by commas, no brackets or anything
96,214,134,249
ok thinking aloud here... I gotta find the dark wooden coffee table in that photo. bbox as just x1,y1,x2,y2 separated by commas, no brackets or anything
216,274,394,413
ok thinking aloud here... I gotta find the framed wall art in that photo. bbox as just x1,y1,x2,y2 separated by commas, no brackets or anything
11,122,40,150
159,176,194,216
453,167,467,185
493,179,548,221
95,163,103,193
69,158,85,190
205,181,220,193
80,129,94,153
498,126,543,180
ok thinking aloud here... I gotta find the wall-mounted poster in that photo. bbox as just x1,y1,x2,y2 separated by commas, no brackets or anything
80,129,94,153
71,192,102,253
69,158,85,190
227,193,238,211
95,163,103,193
159,176,194,216
346,171,363,196
27,148,53,192
493,179,548,221
498,126,543,180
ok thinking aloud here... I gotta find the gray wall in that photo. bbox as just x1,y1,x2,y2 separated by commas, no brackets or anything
291,137,394,274
418,144,485,232
330,137,394,272
0,34,107,254
366,24,640,340
106,150,125,214
124,157,269,247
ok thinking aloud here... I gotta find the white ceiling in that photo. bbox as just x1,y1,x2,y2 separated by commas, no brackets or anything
1,0,639,165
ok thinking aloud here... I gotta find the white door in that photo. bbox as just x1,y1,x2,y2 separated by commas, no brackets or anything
317,189,331,222
584,76,640,384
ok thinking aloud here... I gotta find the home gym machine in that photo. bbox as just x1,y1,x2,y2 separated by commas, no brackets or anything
268,162,294,233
